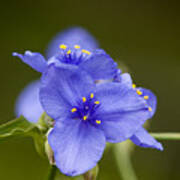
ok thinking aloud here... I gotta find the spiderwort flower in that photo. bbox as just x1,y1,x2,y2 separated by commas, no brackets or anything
13,46,117,81
115,72,163,150
40,64,153,176
15,80,43,123
14,48,117,122
46,27,99,58
14,27,106,122
48,47,117,81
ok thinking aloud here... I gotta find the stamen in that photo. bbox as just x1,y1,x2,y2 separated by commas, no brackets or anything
96,120,101,124
132,84,136,89
148,107,152,112
144,95,149,100
74,45,80,49
82,49,91,55
59,44,67,50
83,116,87,120
94,101,100,105
90,93,94,99
67,49,71,54
82,97,86,102
71,108,77,113
136,89,142,95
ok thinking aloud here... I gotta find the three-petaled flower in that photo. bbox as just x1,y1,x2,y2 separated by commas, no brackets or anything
40,64,157,176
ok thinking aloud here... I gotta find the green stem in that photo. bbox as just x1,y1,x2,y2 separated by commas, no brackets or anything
47,165,57,180
151,132,180,140
113,143,138,180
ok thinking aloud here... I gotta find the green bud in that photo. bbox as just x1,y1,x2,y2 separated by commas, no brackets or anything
38,112,54,133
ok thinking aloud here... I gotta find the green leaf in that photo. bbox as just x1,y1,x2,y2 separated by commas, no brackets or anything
0,116,46,157
0,116,40,141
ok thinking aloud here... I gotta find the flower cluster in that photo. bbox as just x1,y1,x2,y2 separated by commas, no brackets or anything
13,27,163,176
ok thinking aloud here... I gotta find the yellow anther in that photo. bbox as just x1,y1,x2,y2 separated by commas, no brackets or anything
148,107,152,112
74,45,80,49
96,120,101,124
67,49,71,54
82,49,91,55
94,101,100,105
71,108,77,113
144,96,149,100
82,97,86,102
83,116,87,121
90,93,94,99
132,84,136,89
136,89,143,95
59,44,67,50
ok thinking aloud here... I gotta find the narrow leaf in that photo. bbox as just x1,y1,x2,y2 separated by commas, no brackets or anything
0,116,39,141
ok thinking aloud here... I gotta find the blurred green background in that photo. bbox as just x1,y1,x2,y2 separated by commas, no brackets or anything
0,0,179,179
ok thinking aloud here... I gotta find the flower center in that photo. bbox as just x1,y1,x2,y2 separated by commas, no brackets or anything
70,93,101,125
56,44,91,65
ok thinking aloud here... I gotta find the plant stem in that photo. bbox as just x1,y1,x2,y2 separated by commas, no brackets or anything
151,132,180,140
113,142,138,180
47,165,57,180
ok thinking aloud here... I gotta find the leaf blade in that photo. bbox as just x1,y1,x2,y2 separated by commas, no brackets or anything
0,116,39,141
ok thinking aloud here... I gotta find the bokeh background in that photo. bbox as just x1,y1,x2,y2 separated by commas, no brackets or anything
0,0,179,179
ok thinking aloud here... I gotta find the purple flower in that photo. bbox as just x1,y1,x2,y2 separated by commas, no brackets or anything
15,80,43,123
46,27,99,58
13,48,117,81
115,72,163,150
13,27,103,77
48,48,117,81
40,64,152,176
14,27,109,123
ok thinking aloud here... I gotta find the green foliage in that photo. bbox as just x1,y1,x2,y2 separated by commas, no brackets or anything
0,116,38,140
0,116,46,157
